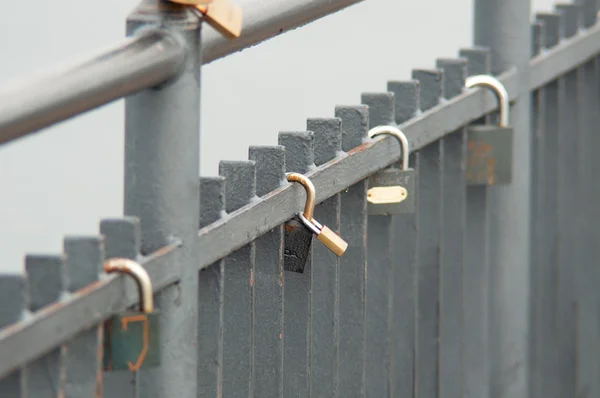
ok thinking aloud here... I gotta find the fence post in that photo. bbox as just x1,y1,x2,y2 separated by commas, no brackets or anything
123,1,201,396
473,0,532,397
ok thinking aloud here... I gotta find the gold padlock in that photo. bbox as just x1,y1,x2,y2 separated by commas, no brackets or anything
315,223,348,257
287,172,348,257
196,0,243,39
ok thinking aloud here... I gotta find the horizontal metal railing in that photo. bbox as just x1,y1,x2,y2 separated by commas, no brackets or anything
0,30,185,145
0,15,598,377
0,0,365,146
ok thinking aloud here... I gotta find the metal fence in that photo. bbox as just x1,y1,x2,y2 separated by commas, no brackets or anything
1,0,599,396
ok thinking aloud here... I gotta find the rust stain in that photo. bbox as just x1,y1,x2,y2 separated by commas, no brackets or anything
279,271,283,287
249,270,255,286
119,315,150,371
96,325,104,398
146,240,181,259
487,157,496,185
285,224,295,233
72,279,106,297
57,345,67,398
217,363,222,398
280,333,283,339
346,142,371,155
467,140,493,183
103,318,113,371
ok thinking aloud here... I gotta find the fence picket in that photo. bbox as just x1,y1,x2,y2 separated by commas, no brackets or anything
361,92,395,398
25,255,66,397
412,68,444,398
307,118,343,398
555,5,580,397
279,131,316,397
249,145,286,398
62,236,104,397
219,161,257,398
574,1,600,396
0,275,28,397
529,23,545,398
436,58,468,398
386,80,420,398
535,13,562,398
198,177,226,398
335,105,369,398
459,46,492,398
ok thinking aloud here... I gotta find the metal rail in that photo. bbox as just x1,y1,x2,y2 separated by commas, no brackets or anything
1,0,596,147
0,29,185,146
0,0,364,146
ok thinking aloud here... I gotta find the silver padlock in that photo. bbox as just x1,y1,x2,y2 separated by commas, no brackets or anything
464,75,513,186
367,126,416,215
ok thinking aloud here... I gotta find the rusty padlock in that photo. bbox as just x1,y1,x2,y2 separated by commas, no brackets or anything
464,75,513,185
103,258,160,372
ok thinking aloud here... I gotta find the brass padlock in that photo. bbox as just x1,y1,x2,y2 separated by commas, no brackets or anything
169,0,243,39
283,172,348,273
103,258,160,372
464,75,513,186
366,126,416,215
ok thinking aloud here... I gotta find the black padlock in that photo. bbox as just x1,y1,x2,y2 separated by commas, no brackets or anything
284,216,314,273
464,75,513,186
283,173,348,273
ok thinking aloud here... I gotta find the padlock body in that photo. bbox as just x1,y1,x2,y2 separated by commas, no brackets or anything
367,168,416,215
316,225,348,256
283,216,313,273
466,125,513,185
103,311,160,371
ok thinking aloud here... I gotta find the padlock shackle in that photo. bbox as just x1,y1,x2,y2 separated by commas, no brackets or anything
368,126,410,171
104,258,154,314
286,172,316,221
465,75,510,127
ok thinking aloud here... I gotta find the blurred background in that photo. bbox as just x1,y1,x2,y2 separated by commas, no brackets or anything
0,0,554,272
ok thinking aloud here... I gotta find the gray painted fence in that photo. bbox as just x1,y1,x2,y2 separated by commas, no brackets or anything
1,0,599,397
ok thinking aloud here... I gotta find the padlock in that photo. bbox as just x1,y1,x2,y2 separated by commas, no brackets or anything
284,216,314,273
168,0,243,40
102,258,160,372
283,172,348,273
367,126,416,215
464,75,513,186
